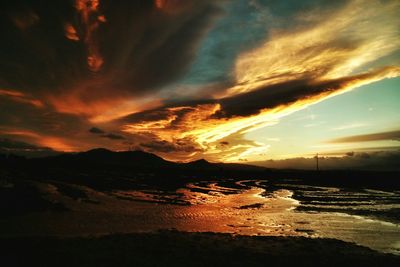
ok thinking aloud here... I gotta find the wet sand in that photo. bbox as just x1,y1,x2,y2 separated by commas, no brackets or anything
1,172,400,266
3,178,400,254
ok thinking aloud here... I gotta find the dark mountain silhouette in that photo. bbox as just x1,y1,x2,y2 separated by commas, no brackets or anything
20,148,266,173
41,148,172,168
1,149,399,192
0,148,270,191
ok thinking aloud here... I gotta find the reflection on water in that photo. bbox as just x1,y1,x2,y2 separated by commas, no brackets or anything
112,179,400,255
3,179,399,255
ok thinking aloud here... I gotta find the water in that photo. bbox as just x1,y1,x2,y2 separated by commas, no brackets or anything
112,179,400,255
3,178,399,255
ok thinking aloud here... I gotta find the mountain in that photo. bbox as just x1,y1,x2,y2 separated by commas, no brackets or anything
1,148,269,184
34,148,174,169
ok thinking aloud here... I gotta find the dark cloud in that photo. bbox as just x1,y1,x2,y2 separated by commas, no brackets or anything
122,106,196,126
1,0,399,162
89,127,105,134
104,1,222,91
0,96,88,137
0,0,221,153
101,133,125,140
0,0,221,105
251,150,400,171
140,138,201,154
215,69,395,119
0,138,58,158
121,68,395,125
89,128,125,140
0,138,49,150
329,130,400,143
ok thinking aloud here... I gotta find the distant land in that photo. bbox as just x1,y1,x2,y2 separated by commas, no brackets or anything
1,148,399,191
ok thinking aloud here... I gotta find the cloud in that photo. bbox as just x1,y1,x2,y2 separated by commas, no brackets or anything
140,138,201,154
0,89,43,108
329,130,400,143
0,0,399,162
89,127,105,134
0,138,58,158
223,0,400,97
73,0,106,72
331,123,367,131
0,0,221,119
101,133,125,140
215,66,400,118
10,8,39,30
251,150,400,171
0,138,50,151
120,66,400,161
89,127,125,140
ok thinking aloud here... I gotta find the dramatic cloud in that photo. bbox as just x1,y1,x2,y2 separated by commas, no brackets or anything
0,138,58,158
73,0,106,72
89,127,105,134
140,138,201,154
0,138,50,151
0,0,221,118
0,89,43,108
223,0,400,97
329,130,400,143
120,66,400,161
101,133,125,140
0,0,399,163
250,150,400,171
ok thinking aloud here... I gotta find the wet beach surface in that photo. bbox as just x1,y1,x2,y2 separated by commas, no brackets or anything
1,175,400,258
1,154,400,266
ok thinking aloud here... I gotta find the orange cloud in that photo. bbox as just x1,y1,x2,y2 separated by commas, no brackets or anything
64,23,80,41
0,89,44,108
155,0,166,9
0,128,74,152
121,66,400,162
73,0,106,72
37,137,75,152
154,0,195,14
0,128,40,139
47,82,163,123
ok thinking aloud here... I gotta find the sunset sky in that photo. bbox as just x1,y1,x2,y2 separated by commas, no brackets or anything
1,0,399,166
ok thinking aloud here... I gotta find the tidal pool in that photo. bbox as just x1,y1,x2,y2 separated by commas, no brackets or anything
111,179,400,255
2,179,399,255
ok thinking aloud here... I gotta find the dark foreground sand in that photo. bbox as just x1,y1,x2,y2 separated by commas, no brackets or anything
2,231,399,267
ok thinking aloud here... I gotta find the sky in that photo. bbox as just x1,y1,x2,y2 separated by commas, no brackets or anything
0,0,399,168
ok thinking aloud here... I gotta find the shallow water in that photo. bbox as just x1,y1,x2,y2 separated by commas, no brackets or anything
2,178,399,255
112,179,400,255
